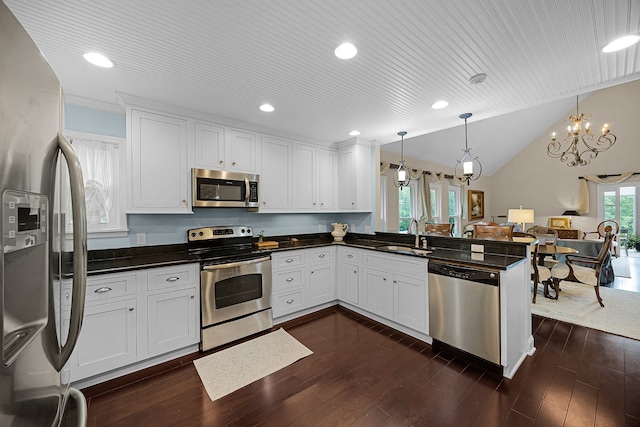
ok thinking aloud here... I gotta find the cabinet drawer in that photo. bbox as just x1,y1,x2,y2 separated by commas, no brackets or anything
362,251,426,276
147,264,199,292
272,252,305,269
341,248,360,263
86,273,137,303
273,268,304,292
273,289,307,317
308,247,334,265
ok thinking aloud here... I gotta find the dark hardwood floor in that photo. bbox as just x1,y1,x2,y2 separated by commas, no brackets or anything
83,307,640,426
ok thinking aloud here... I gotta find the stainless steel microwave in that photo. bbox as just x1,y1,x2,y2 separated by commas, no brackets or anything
192,168,259,208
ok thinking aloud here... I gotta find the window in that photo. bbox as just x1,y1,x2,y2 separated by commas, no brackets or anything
398,181,418,233
380,175,388,231
67,132,128,237
597,183,638,236
429,183,442,222
448,186,461,236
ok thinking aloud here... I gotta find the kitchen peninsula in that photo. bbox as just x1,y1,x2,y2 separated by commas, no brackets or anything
71,231,533,390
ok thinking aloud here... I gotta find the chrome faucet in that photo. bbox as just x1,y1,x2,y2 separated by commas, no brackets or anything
409,218,419,247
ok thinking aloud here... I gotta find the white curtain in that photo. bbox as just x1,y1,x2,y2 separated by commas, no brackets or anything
578,172,635,214
71,138,117,225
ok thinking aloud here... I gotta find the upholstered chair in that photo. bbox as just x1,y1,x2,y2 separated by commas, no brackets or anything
473,224,514,241
582,220,619,257
425,223,454,237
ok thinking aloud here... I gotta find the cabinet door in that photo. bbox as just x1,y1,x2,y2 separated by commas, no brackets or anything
260,137,292,210
227,129,257,173
129,109,190,213
394,273,427,332
69,299,137,382
339,263,359,305
309,263,335,306
338,146,357,210
147,288,198,356
362,267,393,319
194,122,225,170
317,148,337,210
293,144,316,209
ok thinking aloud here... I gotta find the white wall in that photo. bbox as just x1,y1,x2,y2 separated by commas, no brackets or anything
491,79,640,234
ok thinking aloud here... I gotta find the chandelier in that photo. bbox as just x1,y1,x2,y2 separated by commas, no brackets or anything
454,113,482,185
394,131,411,188
547,95,616,167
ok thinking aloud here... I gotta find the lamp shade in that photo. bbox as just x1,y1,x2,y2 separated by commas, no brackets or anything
562,210,580,216
507,208,535,224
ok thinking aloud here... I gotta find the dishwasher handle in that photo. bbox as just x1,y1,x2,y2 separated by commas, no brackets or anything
428,262,499,286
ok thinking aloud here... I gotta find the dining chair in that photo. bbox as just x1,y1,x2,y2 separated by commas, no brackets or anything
425,223,454,236
463,221,498,237
550,231,614,307
514,232,550,303
582,220,620,257
473,224,514,240
526,226,559,267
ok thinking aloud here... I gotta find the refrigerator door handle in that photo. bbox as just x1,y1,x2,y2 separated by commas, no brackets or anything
57,133,87,367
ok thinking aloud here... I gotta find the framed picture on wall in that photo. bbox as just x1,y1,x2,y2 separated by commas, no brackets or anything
468,190,484,220
548,217,570,229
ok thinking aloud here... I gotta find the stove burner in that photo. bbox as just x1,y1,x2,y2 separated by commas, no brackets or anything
187,225,267,266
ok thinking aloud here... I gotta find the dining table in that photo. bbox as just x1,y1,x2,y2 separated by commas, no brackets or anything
536,244,578,266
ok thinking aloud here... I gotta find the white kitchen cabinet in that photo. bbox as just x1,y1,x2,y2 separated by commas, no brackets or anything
394,273,427,332
337,246,360,306
127,108,191,213
260,136,293,210
193,122,225,170
68,298,137,382
293,144,338,211
147,287,197,356
308,247,336,306
271,250,307,318
362,267,394,319
338,139,372,211
226,129,258,173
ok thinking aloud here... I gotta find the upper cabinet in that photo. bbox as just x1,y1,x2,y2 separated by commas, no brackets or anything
127,108,191,214
338,139,372,211
260,136,293,211
193,124,257,173
293,144,337,211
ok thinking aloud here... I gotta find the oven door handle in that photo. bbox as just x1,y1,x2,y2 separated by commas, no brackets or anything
202,256,271,271
244,176,250,207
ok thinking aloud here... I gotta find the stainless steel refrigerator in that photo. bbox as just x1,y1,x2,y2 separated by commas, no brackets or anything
1,2,88,426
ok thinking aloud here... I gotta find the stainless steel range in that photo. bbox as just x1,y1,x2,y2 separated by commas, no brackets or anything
188,225,272,351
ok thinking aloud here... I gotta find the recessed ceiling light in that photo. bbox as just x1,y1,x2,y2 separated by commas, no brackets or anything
334,42,357,59
602,35,640,52
431,100,449,109
469,73,487,85
349,130,360,136
83,52,114,68
259,104,275,112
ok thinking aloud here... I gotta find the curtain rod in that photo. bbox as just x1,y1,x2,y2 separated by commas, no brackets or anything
578,172,640,179
384,162,454,180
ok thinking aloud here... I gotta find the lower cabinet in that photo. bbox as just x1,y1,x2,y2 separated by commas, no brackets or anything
362,267,394,319
66,263,200,383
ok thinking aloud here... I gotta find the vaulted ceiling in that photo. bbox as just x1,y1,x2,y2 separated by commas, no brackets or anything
6,0,640,175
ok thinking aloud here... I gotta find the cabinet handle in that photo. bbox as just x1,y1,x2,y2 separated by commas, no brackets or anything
129,308,134,311
232,161,236,166
393,280,397,284
347,254,353,258
353,270,357,274
319,254,325,258
218,160,223,164
166,276,180,282
182,199,187,206
286,299,294,304
311,270,314,274
285,258,294,263
383,277,387,281
321,202,324,206
190,295,195,299
65,292,70,300
94,287,112,294
313,202,316,206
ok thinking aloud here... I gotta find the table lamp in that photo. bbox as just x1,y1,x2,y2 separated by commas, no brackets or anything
562,210,580,228
508,206,535,232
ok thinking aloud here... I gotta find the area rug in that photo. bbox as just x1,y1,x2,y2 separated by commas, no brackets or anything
532,281,640,341
611,256,631,278
193,328,313,401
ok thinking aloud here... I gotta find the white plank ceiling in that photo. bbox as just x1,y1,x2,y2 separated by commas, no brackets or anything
5,0,640,174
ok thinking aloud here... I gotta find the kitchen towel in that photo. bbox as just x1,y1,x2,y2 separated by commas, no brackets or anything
193,328,313,402
531,281,640,341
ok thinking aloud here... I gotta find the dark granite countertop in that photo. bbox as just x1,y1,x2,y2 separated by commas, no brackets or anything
81,232,527,276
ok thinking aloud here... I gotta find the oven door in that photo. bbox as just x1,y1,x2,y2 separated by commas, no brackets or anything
201,256,272,327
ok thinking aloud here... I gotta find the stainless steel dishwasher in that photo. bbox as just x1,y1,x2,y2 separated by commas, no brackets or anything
428,262,500,365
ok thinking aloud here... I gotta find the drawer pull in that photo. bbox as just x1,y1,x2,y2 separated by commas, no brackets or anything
166,276,180,282
286,299,294,304
347,254,354,258
285,258,294,263
190,295,195,299
319,254,325,258
353,270,357,274
286,277,294,282
129,308,134,311
94,287,112,294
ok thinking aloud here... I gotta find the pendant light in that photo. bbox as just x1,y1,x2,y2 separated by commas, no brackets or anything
394,131,411,188
454,113,482,185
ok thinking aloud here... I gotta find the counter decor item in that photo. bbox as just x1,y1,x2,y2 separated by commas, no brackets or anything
331,222,348,242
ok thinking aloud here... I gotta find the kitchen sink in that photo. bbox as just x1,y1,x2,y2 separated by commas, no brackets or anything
377,245,432,256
